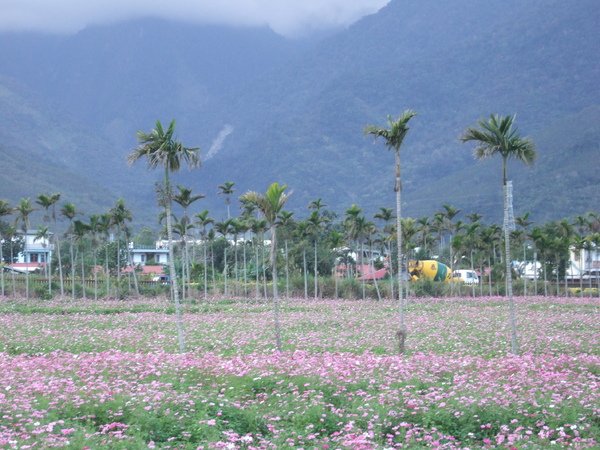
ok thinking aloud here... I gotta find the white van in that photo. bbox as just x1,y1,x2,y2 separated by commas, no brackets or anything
453,269,480,285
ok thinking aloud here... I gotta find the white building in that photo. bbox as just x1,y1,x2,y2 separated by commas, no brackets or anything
129,241,169,266
8,230,54,273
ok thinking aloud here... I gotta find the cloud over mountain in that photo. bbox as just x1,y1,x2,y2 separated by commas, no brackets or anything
0,0,389,37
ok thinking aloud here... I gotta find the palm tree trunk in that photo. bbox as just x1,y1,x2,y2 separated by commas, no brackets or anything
243,240,248,297
93,249,98,301
488,257,493,296
234,239,239,297
24,238,29,300
262,236,268,299
504,194,519,354
314,240,318,300
165,170,186,353
55,223,64,297
203,241,208,300
210,242,216,296
80,245,86,300
70,235,75,300
334,265,339,299
223,247,228,297
533,250,538,295
387,244,394,301
128,245,140,296
116,229,121,297
360,241,365,300
285,240,290,299
395,151,406,352
46,249,51,297
104,244,110,298
0,244,4,297
271,225,282,351
303,248,308,299
179,240,185,301
370,241,382,301
255,240,260,300
10,246,17,297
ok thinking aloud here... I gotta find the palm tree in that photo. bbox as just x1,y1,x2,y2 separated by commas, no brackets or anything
173,186,204,300
215,219,234,297
34,226,51,294
375,207,395,299
110,199,137,297
4,224,19,297
73,219,91,299
240,182,291,351
365,110,416,353
195,210,214,300
0,200,11,297
61,202,77,300
218,181,235,219
128,119,200,353
88,214,102,300
515,213,533,294
249,217,268,299
462,114,536,355
277,210,295,299
307,209,328,299
97,213,113,296
14,198,36,300
36,193,63,296
327,230,345,298
344,205,369,300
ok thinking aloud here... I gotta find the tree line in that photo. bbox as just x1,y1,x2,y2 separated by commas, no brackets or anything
1,114,599,353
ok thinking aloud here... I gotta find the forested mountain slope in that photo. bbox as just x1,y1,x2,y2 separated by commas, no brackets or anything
0,0,598,224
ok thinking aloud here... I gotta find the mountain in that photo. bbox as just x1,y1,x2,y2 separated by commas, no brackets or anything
0,0,598,226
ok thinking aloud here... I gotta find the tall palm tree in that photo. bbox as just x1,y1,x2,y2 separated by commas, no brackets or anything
34,226,51,294
215,219,234,297
240,182,291,351
128,119,200,353
88,214,102,300
515,212,533,294
307,210,327,300
344,205,369,300
73,219,90,299
375,207,395,298
4,225,19,297
97,213,113,297
195,210,214,300
14,198,36,300
277,210,295,299
462,114,536,355
61,203,77,300
110,199,137,297
365,110,416,353
173,186,204,300
218,181,235,219
327,230,345,298
249,217,268,299
0,200,11,297
36,193,63,296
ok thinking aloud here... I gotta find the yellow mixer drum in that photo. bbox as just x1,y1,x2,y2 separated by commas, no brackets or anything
408,260,452,282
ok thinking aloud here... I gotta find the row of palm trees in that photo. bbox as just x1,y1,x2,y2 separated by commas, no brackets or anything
2,189,597,302
2,114,598,354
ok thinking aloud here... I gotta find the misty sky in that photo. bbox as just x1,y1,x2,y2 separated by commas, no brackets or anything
0,0,390,37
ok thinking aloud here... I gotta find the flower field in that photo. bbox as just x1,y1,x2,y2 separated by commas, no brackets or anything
0,296,598,449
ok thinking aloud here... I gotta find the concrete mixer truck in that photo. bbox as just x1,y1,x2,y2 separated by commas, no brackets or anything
408,259,452,282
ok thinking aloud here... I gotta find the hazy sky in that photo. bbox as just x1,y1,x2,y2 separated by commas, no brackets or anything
0,0,390,37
